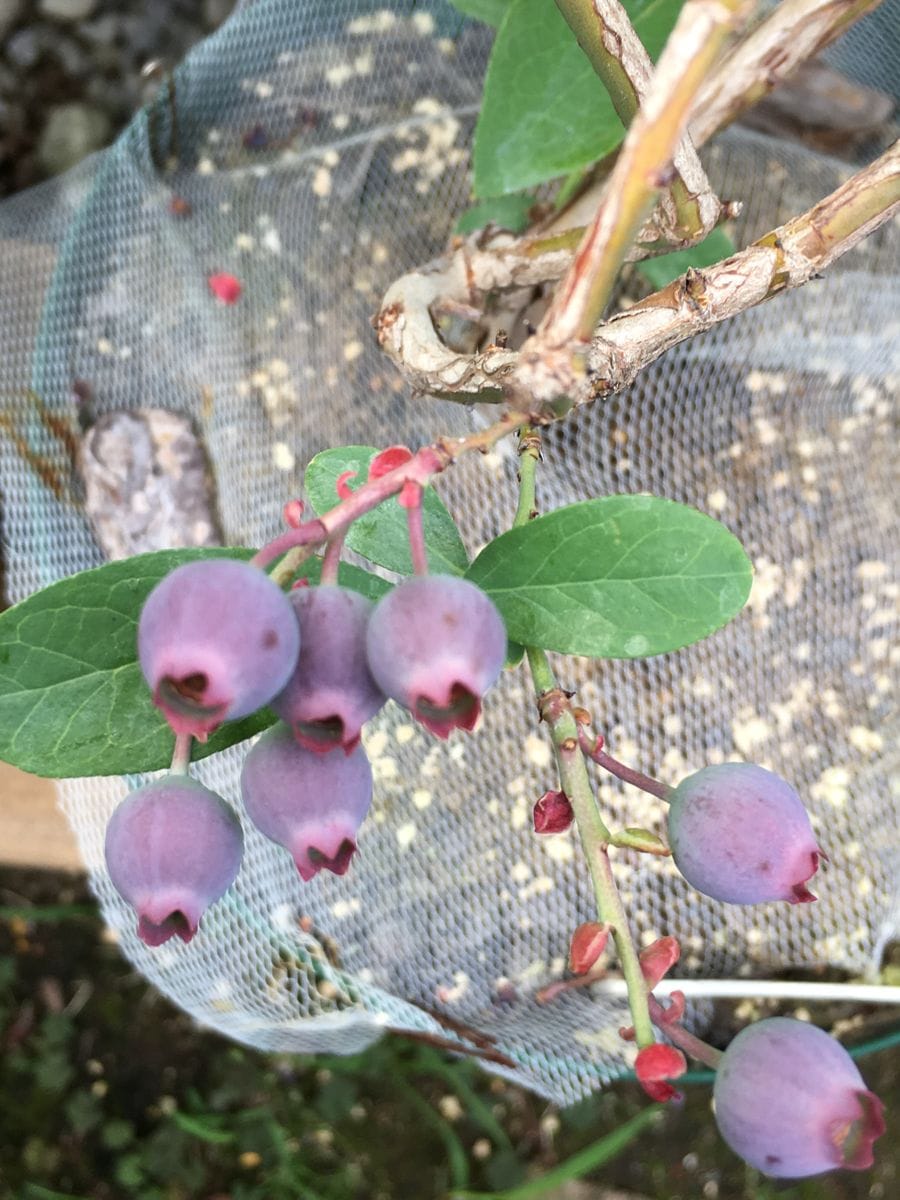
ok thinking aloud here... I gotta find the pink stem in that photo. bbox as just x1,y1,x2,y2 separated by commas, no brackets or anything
579,731,672,802
406,496,429,576
647,993,723,1069
320,530,346,585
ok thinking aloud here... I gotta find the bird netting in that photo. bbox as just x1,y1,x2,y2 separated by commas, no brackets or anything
0,0,897,1106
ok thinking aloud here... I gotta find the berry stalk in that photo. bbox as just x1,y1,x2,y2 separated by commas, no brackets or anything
516,429,654,1049
579,731,673,801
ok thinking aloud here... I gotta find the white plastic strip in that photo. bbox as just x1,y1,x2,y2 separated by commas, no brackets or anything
594,979,900,1004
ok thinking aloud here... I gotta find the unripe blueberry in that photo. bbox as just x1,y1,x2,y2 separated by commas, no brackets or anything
365,576,506,738
714,1018,885,1178
667,763,823,904
270,585,385,754
138,559,300,739
241,722,372,881
104,776,243,947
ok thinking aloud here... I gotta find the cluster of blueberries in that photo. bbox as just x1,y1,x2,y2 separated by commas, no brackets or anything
99,557,886,1180
105,558,507,947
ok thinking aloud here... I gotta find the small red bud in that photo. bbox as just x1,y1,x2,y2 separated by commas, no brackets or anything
369,445,413,478
639,936,681,989
207,272,242,304
619,1024,636,1042
169,195,192,217
635,1043,687,1103
533,790,573,834
569,922,612,974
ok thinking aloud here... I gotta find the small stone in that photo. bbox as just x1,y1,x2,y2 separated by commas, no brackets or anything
5,28,38,68
38,103,111,176
0,0,24,41
38,0,97,21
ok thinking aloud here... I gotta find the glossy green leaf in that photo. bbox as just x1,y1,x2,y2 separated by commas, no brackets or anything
305,446,469,577
636,227,735,289
0,549,388,778
466,495,752,658
456,192,535,234
474,0,684,197
449,0,510,24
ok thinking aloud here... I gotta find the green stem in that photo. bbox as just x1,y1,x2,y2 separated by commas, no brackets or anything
554,0,639,125
513,428,541,526
515,428,654,1048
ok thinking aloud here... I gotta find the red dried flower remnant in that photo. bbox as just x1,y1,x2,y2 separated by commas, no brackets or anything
532,789,573,834
635,1043,687,1103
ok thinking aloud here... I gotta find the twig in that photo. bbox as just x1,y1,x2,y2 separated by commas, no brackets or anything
555,0,722,243
376,141,899,406
584,138,900,400
511,0,755,408
690,0,886,146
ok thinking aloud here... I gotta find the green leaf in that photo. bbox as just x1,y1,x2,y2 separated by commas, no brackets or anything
455,192,535,235
305,446,469,577
636,227,736,289
448,0,510,25
474,0,684,197
466,496,752,658
0,548,388,778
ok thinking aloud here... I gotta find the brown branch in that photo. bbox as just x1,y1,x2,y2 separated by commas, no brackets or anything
556,0,722,243
510,0,755,409
583,138,900,399
375,141,899,407
690,0,886,147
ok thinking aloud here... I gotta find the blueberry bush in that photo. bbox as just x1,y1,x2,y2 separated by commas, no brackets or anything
1,0,896,1186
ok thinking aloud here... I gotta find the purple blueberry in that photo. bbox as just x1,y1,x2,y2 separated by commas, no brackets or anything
241,722,372,881
667,763,823,904
138,559,300,739
270,585,385,754
105,775,243,947
714,1018,885,1177
365,576,506,738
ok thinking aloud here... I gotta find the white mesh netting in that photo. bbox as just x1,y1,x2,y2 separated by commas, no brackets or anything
0,0,897,1106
